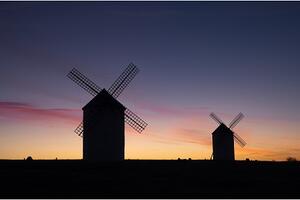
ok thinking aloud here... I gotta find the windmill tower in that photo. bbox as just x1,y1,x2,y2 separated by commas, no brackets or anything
209,112,246,161
67,63,147,161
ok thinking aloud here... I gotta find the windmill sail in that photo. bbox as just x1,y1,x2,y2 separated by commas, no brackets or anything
125,108,148,133
229,113,244,129
67,63,147,137
108,63,139,99
74,122,84,137
233,132,246,147
210,112,224,125
67,68,102,96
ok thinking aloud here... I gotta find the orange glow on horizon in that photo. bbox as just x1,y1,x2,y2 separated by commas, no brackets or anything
0,101,300,161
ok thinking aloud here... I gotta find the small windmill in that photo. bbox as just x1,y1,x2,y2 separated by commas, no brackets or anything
209,112,246,161
67,63,147,161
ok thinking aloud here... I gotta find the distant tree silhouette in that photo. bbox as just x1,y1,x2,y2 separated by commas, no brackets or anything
26,156,33,161
287,157,297,162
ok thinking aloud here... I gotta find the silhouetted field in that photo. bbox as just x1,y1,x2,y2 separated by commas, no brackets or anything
0,159,299,198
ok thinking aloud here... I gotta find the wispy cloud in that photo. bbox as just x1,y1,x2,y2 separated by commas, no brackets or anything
235,145,300,161
171,127,211,146
135,101,210,118
0,101,81,124
146,127,211,147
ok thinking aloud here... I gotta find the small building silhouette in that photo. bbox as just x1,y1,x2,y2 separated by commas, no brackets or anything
83,89,125,161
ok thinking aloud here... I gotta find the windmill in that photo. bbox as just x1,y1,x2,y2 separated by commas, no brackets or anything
209,112,246,161
67,63,147,161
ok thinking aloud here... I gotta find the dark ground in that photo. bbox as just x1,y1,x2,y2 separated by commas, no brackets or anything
0,159,299,198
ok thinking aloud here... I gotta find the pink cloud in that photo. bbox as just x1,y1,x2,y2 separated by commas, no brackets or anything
234,145,300,161
135,101,210,118
0,101,81,124
171,128,212,146
147,127,211,147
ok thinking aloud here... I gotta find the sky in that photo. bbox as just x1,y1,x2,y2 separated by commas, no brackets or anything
0,2,300,161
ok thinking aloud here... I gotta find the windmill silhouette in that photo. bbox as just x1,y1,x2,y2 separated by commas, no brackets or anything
67,63,147,161
209,112,246,161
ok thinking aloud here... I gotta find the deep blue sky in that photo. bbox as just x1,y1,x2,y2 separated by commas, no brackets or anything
0,2,300,160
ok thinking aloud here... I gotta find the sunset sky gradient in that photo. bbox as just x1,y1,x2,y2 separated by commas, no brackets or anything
1,2,300,160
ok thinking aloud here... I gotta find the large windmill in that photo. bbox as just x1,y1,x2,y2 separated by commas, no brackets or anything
209,112,246,161
67,63,147,161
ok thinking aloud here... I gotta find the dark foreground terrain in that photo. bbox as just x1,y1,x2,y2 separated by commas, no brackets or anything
0,159,299,198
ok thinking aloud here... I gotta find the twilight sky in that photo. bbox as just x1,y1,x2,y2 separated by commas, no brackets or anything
1,2,300,160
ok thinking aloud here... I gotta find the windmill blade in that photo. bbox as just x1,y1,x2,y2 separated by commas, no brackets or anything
74,122,84,137
74,109,148,136
229,112,244,129
233,132,246,147
67,68,102,96
108,63,139,99
124,108,147,133
209,112,223,125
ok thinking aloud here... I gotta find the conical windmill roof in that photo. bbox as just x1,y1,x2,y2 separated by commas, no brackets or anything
83,89,125,111
212,123,234,136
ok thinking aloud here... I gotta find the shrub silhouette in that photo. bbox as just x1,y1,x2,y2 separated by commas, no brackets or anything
286,157,297,162
26,156,33,161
